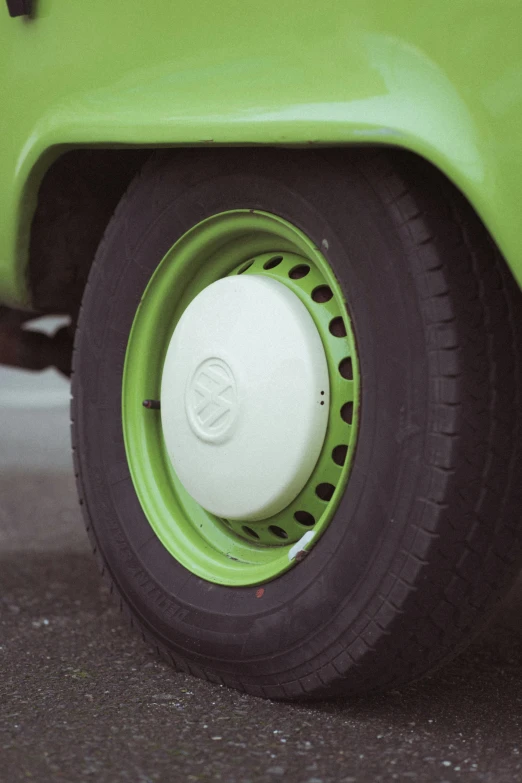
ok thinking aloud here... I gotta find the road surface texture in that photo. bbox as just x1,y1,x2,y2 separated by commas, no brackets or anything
2,362,522,783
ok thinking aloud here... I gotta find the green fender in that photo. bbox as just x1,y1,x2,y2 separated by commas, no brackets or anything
1,0,521,306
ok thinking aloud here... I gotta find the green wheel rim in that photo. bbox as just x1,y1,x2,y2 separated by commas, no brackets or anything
122,210,360,586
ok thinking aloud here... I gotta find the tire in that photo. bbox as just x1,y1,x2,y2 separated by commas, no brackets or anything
71,148,522,700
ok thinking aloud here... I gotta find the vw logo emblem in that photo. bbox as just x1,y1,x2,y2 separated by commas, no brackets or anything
185,358,238,443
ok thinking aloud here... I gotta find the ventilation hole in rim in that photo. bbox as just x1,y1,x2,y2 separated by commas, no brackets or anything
316,483,335,502
341,402,354,424
221,518,231,526
332,444,348,466
339,357,353,379
329,317,347,338
237,260,254,274
312,285,333,303
263,255,283,270
242,526,259,539
294,510,315,527
289,264,310,280
269,525,289,539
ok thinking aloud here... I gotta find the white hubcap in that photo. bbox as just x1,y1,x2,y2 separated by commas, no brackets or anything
161,275,330,522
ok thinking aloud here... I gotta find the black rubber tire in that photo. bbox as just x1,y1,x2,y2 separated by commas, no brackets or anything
71,148,522,700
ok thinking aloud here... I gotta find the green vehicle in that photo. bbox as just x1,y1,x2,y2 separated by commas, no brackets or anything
2,0,522,700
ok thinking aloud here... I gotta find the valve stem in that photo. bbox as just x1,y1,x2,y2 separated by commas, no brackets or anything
142,399,161,410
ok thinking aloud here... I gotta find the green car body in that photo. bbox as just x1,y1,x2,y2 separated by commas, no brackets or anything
1,0,522,308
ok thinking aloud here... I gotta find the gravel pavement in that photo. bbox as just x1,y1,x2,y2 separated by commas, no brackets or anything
2,367,522,783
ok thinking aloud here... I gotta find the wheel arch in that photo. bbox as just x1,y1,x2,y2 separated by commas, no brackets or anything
15,142,522,318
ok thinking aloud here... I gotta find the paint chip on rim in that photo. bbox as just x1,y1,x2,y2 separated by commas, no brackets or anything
288,530,316,561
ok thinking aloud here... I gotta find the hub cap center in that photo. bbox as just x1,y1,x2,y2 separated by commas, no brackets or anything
185,357,238,444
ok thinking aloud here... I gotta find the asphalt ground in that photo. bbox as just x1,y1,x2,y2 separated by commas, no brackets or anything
2,366,522,783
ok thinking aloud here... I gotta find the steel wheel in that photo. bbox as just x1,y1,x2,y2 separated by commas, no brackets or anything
122,211,360,585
